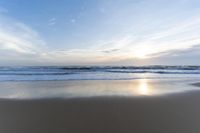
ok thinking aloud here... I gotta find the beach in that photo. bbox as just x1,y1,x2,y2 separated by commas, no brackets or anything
0,79,200,133
1,93,200,133
1,0,200,132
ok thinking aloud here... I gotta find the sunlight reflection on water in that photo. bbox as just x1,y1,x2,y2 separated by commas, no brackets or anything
0,78,199,99
137,79,152,95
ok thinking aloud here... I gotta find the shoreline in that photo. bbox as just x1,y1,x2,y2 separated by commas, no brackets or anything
0,78,199,99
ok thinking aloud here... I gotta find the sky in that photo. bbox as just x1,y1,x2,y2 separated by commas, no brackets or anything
0,0,200,66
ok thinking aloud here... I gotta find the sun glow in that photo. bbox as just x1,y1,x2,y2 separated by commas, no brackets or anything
134,51,147,59
133,46,150,59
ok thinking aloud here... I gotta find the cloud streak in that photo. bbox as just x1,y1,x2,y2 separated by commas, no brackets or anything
48,18,56,26
0,15,46,56
1,13,200,65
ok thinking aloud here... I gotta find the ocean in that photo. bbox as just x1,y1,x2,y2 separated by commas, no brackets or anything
0,66,200,81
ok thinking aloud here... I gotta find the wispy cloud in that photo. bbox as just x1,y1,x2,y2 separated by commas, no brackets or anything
1,12,200,65
88,15,200,60
0,15,46,56
48,18,56,26
1,0,200,65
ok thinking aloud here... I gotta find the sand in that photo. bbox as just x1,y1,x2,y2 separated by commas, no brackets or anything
191,82,200,87
1,90,200,133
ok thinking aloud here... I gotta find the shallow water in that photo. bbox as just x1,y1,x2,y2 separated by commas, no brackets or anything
0,78,199,99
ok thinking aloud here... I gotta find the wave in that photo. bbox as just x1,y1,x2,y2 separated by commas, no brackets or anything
0,66,200,75
1,65,200,70
0,66,200,81
106,70,200,74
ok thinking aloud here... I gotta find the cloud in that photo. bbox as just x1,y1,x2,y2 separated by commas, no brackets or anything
89,15,200,60
44,18,200,64
70,19,76,23
101,48,120,53
1,0,200,66
48,18,56,26
0,15,46,56
143,45,200,65
0,13,126,65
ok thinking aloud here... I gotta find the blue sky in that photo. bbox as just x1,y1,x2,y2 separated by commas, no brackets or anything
0,0,200,66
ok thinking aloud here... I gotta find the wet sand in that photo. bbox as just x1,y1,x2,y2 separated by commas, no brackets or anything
1,91,200,133
191,82,200,87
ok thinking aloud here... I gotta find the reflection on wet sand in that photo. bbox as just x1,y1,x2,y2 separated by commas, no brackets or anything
136,79,152,96
0,79,199,99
